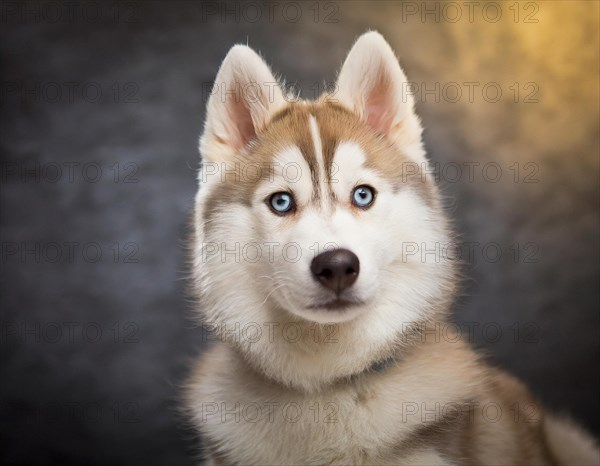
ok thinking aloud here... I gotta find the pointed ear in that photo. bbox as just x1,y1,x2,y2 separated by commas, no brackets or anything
201,45,285,162
334,32,422,145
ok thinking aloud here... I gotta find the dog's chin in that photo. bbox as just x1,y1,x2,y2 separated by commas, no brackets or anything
285,299,366,324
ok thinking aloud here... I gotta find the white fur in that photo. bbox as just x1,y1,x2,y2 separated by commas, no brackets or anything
334,31,425,163
189,31,600,466
308,115,327,204
200,44,285,161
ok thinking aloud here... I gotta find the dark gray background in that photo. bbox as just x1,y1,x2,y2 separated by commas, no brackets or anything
1,1,598,465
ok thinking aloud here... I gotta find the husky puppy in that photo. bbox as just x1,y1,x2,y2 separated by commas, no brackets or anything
186,32,600,465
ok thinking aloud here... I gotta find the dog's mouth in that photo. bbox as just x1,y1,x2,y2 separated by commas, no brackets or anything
307,298,363,311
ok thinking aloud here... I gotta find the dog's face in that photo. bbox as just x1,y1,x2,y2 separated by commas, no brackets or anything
193,32,455,387
201,101,444,325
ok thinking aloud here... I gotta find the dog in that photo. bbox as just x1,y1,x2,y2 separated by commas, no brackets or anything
186,31,600,465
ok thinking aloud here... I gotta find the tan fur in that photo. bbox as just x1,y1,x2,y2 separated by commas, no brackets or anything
202,102,435,228
187,32,600,465
186,334,564,465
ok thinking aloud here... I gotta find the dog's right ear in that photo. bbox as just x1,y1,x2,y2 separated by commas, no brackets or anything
200,45,285,163
333,31,423,149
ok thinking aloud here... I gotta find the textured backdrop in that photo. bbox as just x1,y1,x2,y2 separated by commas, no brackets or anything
1,1,598,465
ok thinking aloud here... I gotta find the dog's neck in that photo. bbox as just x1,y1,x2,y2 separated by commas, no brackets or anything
231,344,403,394
223,320,436,394
369,355,397,373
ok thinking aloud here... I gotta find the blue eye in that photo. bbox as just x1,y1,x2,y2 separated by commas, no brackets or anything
269,192,294,214
352,185,375,208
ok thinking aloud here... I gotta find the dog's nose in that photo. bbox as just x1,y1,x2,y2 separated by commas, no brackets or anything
310,249,360,293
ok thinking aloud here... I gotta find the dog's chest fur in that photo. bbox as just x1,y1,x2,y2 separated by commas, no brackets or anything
188,340,554,465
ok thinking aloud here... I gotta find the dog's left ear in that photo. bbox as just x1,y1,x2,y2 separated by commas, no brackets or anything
200,45,286,163
334,31,422,145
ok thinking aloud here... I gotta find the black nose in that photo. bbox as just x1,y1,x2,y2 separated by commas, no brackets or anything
310,249,360,294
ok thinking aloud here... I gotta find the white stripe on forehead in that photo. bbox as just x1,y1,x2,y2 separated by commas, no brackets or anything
271,145,312,202
333,141,367,168
330,141,371,199
332,141,367,182
308,115,326,203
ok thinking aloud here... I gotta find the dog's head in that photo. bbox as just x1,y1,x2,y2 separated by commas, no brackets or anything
193,32,456,390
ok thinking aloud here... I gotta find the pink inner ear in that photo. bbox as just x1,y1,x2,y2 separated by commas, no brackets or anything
364,76,394,135
228,98,257,150
365,101,392,135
